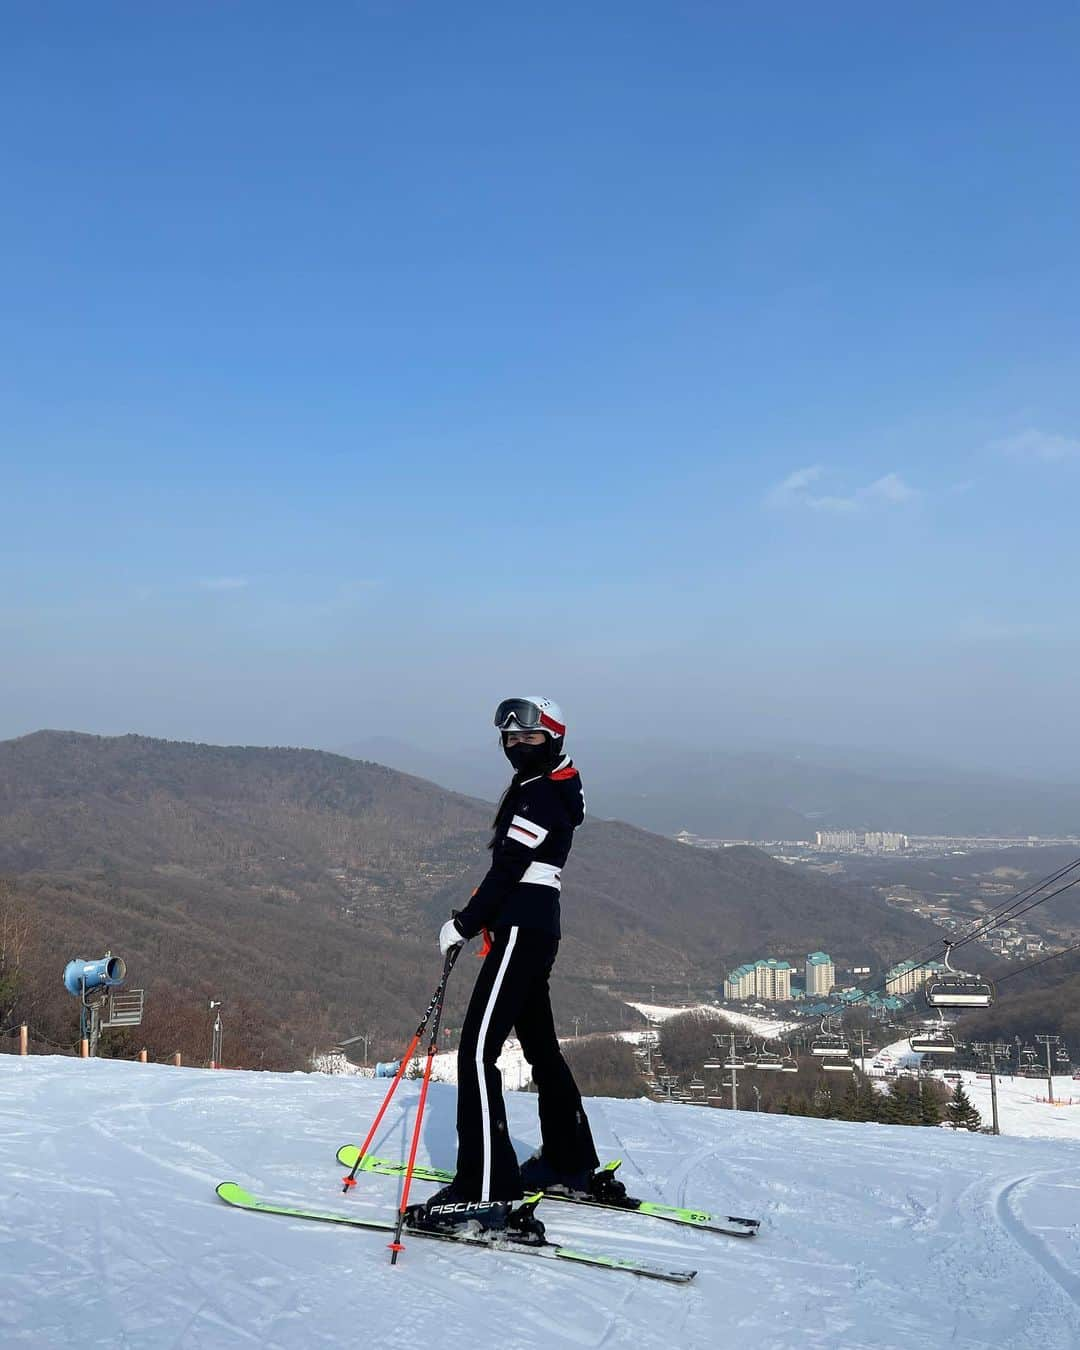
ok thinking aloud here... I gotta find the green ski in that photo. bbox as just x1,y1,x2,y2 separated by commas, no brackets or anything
336,1146,759,1238
216,1182,696,1283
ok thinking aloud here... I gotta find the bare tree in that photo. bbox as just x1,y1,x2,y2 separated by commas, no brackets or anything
0,880,34,1025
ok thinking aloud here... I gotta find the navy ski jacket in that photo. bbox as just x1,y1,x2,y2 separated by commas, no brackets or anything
453,756,585,940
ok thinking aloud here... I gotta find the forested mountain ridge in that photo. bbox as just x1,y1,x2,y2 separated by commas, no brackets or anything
0,731,941,1067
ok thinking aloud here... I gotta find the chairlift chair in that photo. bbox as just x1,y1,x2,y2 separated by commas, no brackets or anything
811,1014,850,1058
754,1033,789,1071
909,1015,957,1056
925,943,994,1009
754,1038,783,1070
821,1057,855,1073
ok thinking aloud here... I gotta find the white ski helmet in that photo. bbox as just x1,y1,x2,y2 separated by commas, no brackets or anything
493,696,566,739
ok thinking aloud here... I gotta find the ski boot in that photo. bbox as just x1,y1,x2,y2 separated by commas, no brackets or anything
519,1153,632,1205
403,1188,546,1246
518,1152,589,1195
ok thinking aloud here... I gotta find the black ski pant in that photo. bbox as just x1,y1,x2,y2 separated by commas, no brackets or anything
453,925,599,1201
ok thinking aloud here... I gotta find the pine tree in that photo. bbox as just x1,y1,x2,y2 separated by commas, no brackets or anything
919,1078,944,1126
880,1077,921,1125
838,1075,862,1121
839,1073,879,1122
946,1080,983,1131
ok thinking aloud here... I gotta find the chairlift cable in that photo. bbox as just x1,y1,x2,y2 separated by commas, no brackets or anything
994,935,1080,987
839,853,1080,1016
946,856,1080,951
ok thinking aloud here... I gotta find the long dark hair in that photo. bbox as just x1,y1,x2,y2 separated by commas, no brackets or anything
489,782,517,850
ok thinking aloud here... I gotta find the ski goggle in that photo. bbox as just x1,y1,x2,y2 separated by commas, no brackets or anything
493,699,564,736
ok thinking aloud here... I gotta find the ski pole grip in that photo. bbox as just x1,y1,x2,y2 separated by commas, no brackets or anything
477,927,492,958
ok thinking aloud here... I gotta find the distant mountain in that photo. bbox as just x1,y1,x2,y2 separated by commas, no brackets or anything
1,731,941,1067
339,737,1080,839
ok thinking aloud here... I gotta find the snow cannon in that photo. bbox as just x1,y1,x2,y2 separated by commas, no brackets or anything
374,1060,401,1078
63,955,127,996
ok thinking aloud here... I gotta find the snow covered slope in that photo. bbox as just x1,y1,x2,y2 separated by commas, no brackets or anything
5,1055,1080,1349
625,1001,798,1036
866,1039,1080,1142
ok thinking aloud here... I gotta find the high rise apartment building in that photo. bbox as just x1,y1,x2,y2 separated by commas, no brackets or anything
815,829,858,850
805,951,835,996
815,829,908,852
864,832,908,852
723,958,793,1003
884,959,945,996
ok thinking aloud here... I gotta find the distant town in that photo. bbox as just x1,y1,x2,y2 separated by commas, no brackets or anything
676,828,1080,857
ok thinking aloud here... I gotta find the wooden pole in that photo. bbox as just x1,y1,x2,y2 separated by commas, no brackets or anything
80,1038,89,1059
19,1024,27,1056
989,1054,1001,1136
729,1032,738,1111
173,1051,182,1067
138,1049,148,1063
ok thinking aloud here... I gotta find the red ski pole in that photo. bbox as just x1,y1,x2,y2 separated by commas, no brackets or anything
388,945,459,1264
342,950,460,1195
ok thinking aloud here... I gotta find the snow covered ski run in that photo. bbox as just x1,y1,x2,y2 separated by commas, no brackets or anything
336,1144,761,1237
215,1182,697,1283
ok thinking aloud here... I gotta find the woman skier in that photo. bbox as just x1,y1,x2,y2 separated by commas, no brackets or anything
405,696,622,1241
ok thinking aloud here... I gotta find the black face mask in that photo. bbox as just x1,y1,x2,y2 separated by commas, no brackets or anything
503,740,556,774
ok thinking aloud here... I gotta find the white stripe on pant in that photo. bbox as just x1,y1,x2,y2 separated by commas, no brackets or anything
475,925,519,1201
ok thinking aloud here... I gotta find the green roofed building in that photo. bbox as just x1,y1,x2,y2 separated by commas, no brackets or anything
885,959,945,996
724,958,793,1002
805,951,835,996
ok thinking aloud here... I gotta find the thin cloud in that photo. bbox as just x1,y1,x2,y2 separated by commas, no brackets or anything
860,472,917,506
991,429,1080,462
767,466,918,513
768,464,825,502
198,577,250,592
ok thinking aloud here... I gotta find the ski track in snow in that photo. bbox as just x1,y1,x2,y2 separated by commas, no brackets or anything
995,1170,1080,1311
6,1059,1080,1348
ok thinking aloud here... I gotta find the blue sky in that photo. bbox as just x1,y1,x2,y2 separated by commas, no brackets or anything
2,2,1079,775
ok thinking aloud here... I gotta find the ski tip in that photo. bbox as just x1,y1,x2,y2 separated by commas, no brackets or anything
216,1181,254,1204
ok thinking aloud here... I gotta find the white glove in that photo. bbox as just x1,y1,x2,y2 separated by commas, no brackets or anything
439,917,466,955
